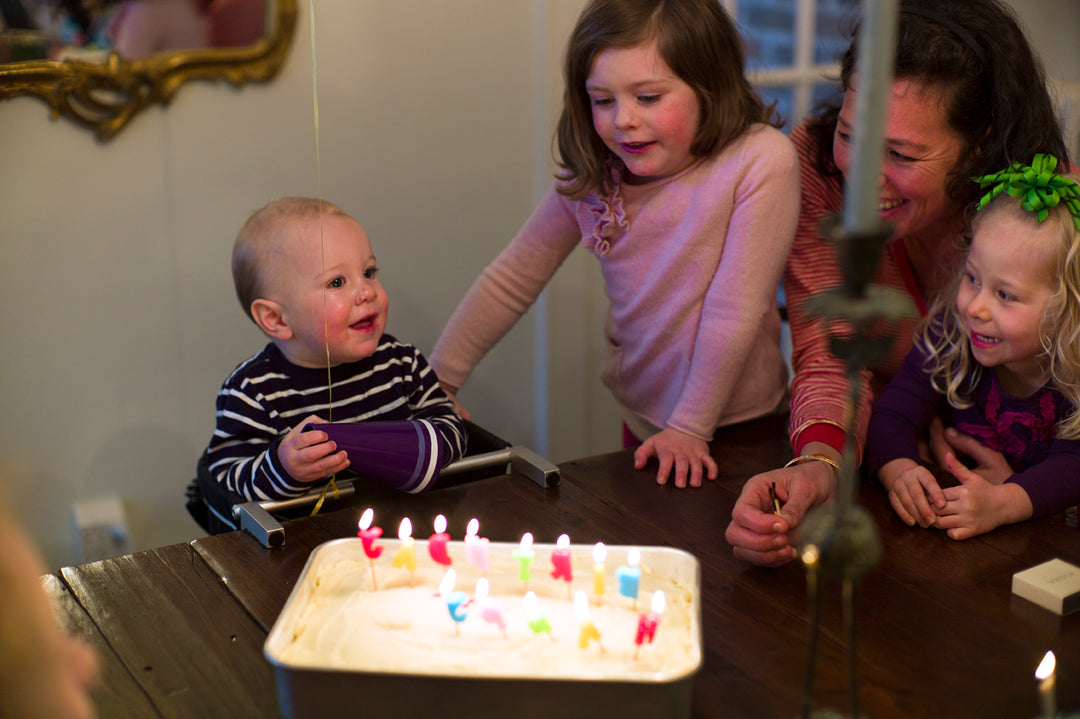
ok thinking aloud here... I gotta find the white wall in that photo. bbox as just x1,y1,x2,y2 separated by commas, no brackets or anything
1,0,606,570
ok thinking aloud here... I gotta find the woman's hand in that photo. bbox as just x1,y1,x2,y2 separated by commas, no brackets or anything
725,451,838,566
633,427,718,488
277,415,350,484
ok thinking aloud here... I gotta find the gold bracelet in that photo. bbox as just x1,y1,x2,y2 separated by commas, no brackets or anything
784,453,841,475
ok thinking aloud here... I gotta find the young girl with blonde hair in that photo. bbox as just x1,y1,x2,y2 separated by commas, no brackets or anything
431,0,800,488
867,155,1080,538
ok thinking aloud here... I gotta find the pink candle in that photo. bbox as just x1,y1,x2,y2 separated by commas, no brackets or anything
464,517,490,574
475,577,507,638
356,507,383,590
550,533,573,584
633,590,666,659
427,513,452,566
357,507,384,559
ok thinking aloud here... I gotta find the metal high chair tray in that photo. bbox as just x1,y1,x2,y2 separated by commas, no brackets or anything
226,421,559,548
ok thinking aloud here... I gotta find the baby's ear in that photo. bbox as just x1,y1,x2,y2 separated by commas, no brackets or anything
251,298,293,341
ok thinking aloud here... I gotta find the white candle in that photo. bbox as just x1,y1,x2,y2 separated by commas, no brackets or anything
842,0,900,234
1036,651,1056,719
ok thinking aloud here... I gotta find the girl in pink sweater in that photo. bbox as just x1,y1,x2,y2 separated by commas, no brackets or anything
430,0,799,488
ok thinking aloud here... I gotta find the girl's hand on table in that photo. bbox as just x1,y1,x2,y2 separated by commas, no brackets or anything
878,458,945,528
633,427,718,488
935,452,1032,540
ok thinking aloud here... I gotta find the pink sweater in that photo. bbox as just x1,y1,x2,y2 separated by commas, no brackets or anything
430,124,800,441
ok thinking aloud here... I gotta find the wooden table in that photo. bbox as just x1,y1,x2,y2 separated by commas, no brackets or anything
47,413,1080,718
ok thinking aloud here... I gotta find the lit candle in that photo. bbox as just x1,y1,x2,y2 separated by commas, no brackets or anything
523,590,553,639
842,0,899,235
356,507,383,590
512,532,535,590
391,517,418,586
427,513,452,566
439,568,468,635
464,517,490,575
550,533,573,598
592,542,607,603
633,590,666,660
574,589,603,651
615,547,642,609
1036,651,1056,719
475,577,507,638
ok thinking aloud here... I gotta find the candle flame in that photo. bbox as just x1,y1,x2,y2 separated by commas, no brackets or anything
520,531,533,550
398,517,412,540
1036,651,1056,681
573,589,590,620
557,533,570,549
524,590,538,613
466,517,479,537
433,513,447,534
476,576,490,601
438,568,456,596
358,507,374,531
651,590,666,615
593,542,607,563
627,547,640,568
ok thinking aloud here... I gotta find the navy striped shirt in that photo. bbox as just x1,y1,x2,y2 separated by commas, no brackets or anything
206,334,467,500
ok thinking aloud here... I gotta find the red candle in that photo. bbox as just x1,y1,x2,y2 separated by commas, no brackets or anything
357,507,384,559
550,533,573,587
428,513,452,566
633,590,666,659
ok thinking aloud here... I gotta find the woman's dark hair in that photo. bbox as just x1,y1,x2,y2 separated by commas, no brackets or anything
808,0,1069,209
555,0,775,199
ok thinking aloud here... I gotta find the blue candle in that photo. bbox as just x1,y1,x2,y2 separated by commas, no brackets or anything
615,547,642,604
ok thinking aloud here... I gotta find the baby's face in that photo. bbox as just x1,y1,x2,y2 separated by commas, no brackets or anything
271,215,389,367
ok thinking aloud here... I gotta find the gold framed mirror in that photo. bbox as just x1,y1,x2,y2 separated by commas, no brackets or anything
0,0,297,141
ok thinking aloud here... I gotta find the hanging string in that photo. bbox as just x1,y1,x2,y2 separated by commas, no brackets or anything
308,0,338,516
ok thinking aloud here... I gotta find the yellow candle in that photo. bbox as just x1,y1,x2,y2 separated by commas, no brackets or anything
592,542,607,599
392,518,418,572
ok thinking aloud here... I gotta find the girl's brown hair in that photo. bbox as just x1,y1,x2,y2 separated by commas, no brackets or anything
554,0,775,199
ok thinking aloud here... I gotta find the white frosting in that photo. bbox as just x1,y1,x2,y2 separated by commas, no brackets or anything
269,538,700,681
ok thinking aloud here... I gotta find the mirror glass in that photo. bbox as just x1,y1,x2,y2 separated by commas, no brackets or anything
0,0,297,140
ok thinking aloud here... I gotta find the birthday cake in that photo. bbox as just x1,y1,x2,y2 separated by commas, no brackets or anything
265,536,701,683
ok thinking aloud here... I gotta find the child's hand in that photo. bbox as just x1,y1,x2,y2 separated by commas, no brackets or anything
927,418,1014,485
277,415,350,484
633,428,717,488
878,458,945,528
934,452,1033,540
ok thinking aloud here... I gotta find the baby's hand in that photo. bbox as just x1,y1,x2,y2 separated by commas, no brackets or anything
878,458,945,528
277,415,350,484
633,428,717,488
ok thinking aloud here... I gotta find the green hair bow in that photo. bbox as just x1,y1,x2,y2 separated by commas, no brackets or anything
973,154,1080,231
